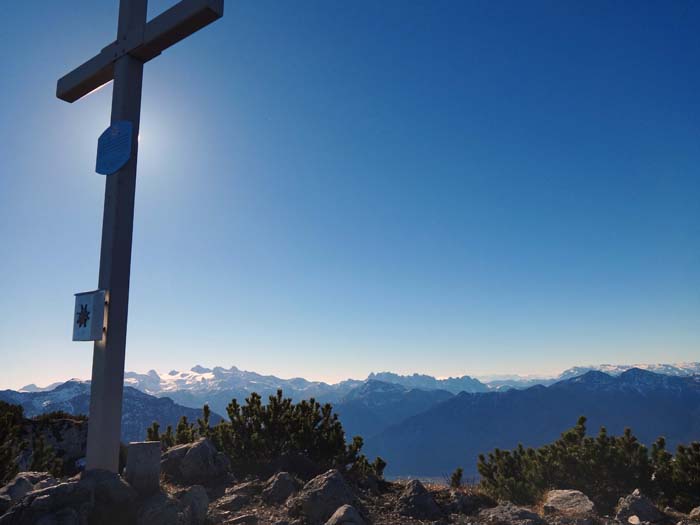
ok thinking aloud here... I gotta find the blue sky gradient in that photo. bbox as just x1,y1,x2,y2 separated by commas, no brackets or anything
1,1,698,389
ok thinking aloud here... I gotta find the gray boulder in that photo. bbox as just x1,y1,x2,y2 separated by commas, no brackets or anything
396,479,441,520
215,493,250,512
0,472,56,514
136,492,184,525
616,489,666,524
447,489,494,515
543,490,596,520
228,480,263,497
161,438,230,484
180,485,208,525
262,472,300,504
0,470,136,525
324,504,366,525
286,469,355,525
690,507,700,520
82,469,138,524
479,502,545,525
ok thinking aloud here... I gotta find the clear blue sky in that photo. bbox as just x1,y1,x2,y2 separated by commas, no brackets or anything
1,1,698,389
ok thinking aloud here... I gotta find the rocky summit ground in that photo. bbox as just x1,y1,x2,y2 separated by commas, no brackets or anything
1,438,700,525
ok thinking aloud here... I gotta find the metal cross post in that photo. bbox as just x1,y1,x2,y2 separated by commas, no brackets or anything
57,0,223,472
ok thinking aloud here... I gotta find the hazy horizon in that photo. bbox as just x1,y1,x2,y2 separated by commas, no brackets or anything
2,1,699,391
6,358,700,392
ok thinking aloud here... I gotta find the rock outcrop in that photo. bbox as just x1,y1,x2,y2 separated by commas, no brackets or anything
543,490,596,524
0,472,56,516
4,449,700,525
286,470,355,524
0,469,137,525
479,502,546,525
161,438,230,484
262,472,300,504
180,485,209,525
615,489,667,524
324,504,366,525
396,479,441,520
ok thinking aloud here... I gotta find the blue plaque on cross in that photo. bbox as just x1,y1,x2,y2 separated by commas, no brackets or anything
96,120,133,175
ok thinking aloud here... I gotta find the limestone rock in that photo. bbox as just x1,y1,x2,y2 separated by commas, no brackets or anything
180,485,208,525
216,493,250,512
80,469,137,524
479,502,545,525
161,438,230,484
0,470,135,525
229,481,263,497
616,489,666,524
229,515,257,524
396,479,441,520
0,472,56,511
136,492,185,525
324,504,366,525
262,472,300,504
543,490,596,519
286,469,355,525
447,489,494,515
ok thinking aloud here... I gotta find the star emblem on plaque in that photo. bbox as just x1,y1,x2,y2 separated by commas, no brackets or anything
72,290,107,341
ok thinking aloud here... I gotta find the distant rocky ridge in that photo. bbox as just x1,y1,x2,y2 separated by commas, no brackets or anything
19,361,700,401
365,372,488,394
365,369,700,477
0,381,222,443
483,362,700,390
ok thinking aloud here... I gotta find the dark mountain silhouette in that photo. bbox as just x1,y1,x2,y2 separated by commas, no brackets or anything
0,380,223,443
364,369,700,478
333,380,454,439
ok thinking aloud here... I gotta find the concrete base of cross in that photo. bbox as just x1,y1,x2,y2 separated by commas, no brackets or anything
124,441,161,495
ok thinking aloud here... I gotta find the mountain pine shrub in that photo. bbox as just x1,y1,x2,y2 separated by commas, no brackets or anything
450,466,464,488
651,438,700,512
477,416,700,512
0,401,24,484
146,421,175,450
147,390,386,478
1,403,78,481
29,434,62,477
175,415,196,444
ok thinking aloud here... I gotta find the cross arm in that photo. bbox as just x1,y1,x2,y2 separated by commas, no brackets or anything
56,0,224,103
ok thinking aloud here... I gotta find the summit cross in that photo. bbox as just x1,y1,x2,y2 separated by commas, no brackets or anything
57,0,224,472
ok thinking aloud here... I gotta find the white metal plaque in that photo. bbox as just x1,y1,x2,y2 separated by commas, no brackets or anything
72,289,107,341
96,121,132,175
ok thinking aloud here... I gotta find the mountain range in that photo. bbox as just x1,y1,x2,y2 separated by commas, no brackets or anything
5,362,699,478
21,362,700,396
0,381,221,443
364,369,700,477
